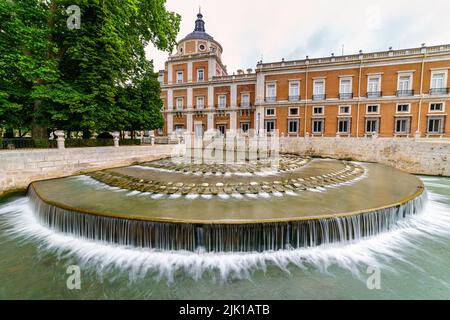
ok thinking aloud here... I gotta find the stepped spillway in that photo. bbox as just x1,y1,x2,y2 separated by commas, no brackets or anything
29,155,425,252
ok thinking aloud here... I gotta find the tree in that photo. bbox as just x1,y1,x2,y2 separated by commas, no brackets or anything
0,0,58,138
113,60,164,133
0,0,179,137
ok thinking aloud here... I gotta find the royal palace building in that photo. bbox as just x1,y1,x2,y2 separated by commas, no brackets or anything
159,12,450,139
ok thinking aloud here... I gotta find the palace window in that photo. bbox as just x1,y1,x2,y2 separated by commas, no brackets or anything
313,79,325,100
339,78,352,99
427,117,445,134
217,124,226,136
176,97,184,110
367,76,381,97
395,118,410,134
429,103,444,112
397,104,410,113
266,83,277,102
288,119,299,133
430,71,448,94
218,95,227,108
365,119,379,134
240,122,250,133
289,107,299,116
313,106,324,115
196,96,205,109
338,118,351,134
289,81,300,101
367,105,379,114
176,71,183,84
397,74,413,96
197,69,205,82
265,120,276,133
241,94,250,107
339,106,351,115
312,119,324,134
265,108,276,116
175,124,185,136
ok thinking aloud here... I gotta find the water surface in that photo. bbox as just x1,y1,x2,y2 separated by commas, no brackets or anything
0,176,449,299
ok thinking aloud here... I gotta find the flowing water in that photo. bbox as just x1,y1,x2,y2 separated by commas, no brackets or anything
0,176,450,299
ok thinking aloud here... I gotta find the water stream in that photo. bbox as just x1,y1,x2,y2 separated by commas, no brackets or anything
0,176,449,299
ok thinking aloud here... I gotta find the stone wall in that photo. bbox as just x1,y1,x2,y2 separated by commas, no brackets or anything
0,145,176,196
280,137,450,177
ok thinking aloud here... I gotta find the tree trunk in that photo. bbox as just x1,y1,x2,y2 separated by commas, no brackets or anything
32,99,48,139
32,0,57,139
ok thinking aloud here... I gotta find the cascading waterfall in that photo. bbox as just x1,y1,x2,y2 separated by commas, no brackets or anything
28,185,426,253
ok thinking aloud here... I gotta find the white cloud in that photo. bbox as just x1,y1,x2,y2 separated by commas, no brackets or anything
146,0,450,73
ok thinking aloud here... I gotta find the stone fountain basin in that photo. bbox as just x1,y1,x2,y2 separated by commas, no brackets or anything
30,159,424,224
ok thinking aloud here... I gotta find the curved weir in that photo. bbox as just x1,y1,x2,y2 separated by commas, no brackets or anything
29,186,425,252
27,157,426,253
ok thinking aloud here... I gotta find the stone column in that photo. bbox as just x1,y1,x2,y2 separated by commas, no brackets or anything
187,61,193,83
167,89,173,111
207,113,214,132
168,63,173,85
187,87,193,110
230,111,237,132
167,113,174,136
112,132,120,147
187,113,194,133
54,130,65,150
208,57,215,81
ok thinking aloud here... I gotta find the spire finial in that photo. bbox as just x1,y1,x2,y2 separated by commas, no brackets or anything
194,9,205,32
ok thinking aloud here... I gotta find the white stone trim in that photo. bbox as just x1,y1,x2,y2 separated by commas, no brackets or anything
428,101,446,113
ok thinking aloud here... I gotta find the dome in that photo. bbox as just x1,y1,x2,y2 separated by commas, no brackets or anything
181,12,214,42
177,11,223,54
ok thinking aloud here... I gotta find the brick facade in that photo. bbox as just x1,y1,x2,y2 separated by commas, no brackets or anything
160,13,450,139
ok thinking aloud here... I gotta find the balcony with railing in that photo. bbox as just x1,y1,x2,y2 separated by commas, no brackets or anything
265,96,277,103
239,102,253,108
430,88,449,95
216,104,227,109
312,94,326,101
339,93,353,100
397,90,414,97
366,91,382,98
288,95,300,102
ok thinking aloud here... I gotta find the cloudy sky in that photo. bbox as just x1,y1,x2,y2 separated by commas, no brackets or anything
146,0,450,73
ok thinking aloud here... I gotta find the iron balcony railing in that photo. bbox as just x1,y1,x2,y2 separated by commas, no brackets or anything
397,90,414,97
339,93,353,100
288,95,300,102
312,94,326,101
265,96,277,103
194,105,205,109
367,91,382,98
239,103,253,108
215,104,227,109
430,88,449,95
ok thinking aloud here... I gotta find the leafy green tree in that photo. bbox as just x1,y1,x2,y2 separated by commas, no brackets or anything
0,0,179,138
0,0,58,138
113,60,164,133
